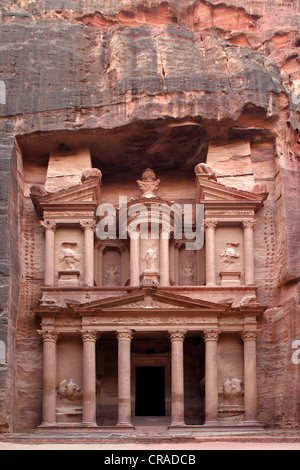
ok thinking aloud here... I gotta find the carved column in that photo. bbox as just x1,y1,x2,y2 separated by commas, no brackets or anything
243,219,256,286
40,221,56,287
39,330,58,426
81,331,98,427
204,329,220,425
174,242,182,285
169,330,187,426
116,330,134,427
169,243,175,281
95,241,104,286
129,231,140,286
242,330,259,424
81,221,96,287
205,220,218,286
160,229,170,286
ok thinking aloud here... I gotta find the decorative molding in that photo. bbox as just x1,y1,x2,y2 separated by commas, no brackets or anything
205,210,254,217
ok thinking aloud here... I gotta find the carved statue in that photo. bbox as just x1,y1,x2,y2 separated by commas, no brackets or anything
57,379,82,400
182,262,194,285
58,248,80,271
240,294,257,306
219,243,240,269
194,163,218,182
223,378,243,400
104,265,120,286
137,168,160,198
142,246,158,272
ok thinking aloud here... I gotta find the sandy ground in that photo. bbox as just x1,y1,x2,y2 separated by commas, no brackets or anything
0,441,300,450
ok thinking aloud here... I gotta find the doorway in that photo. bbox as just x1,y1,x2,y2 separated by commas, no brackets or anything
135,367,166,416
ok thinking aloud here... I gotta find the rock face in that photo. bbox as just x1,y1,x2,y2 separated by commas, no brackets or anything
0,0,300,431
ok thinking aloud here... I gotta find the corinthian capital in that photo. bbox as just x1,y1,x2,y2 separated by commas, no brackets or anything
80,220,96,231
169,330,188,342
81,330,99,342
242,219,257,229
40,220,56,231
204,329,220,342
204,220,218,230
38,330,58,343
116,330,134,342
241,330,259,342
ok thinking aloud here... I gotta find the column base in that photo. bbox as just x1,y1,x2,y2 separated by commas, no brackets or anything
203,420,219,427
117,422,135,429
38,422,57,428
243,420,263,427
168,421,186,429
81,422,98,427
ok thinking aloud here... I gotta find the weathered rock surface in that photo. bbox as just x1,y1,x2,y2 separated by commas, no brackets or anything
0,0,299,431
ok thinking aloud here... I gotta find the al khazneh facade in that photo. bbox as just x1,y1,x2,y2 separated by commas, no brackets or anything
30,158,268,431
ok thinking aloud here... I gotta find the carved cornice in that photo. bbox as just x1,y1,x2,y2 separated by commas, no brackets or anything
38,329,58,343
203,329,220,342
169,330,188,342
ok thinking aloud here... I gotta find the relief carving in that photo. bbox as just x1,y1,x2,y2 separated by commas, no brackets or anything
137,168,160,198
219,243,240,269
195,163,218,182
223,378,243,400
142,246,158,272
59,246,80,271
104,265,120,286
181,262,195,285
57,379,82,400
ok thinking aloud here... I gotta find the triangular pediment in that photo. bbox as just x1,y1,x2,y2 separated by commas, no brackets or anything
73,289,227,313
197,179,267,209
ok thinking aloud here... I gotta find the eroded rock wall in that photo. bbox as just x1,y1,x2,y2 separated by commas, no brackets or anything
0,0,299,430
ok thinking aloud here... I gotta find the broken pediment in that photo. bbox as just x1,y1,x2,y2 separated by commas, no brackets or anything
30,169,102,218
195,163,267,211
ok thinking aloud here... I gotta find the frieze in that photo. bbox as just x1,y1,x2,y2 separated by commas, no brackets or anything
43,211,95,219
205,210,254,217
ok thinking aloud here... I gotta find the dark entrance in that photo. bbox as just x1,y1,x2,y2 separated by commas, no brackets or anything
135,367,166,416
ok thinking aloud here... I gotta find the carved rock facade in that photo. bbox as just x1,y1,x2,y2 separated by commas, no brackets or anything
0,0,299,433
